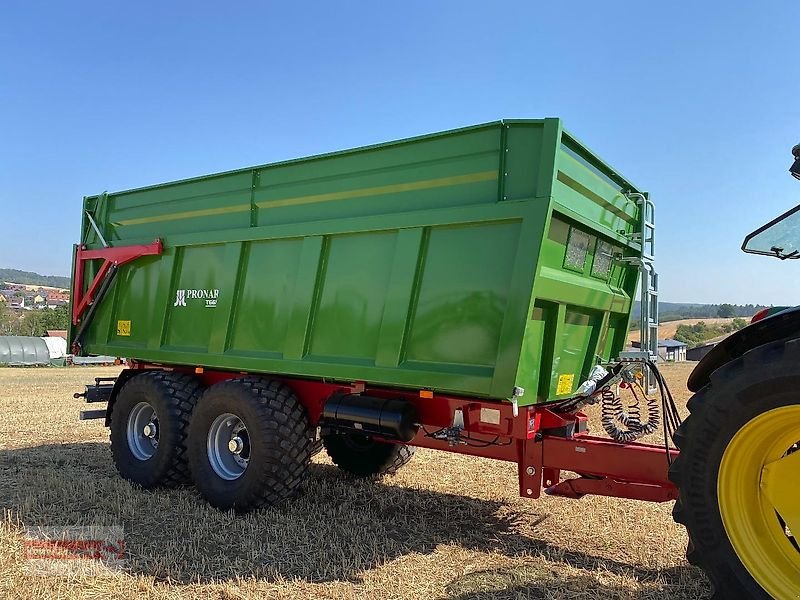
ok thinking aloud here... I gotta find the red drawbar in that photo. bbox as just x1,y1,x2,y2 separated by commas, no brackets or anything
125,362,679,504
72,240,163,326
541,435,679,502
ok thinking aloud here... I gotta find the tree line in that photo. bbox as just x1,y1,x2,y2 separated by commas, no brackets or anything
631,302,769,329
673,318,749,348
663,303,770,320
0,303,69,337
0,268,70,289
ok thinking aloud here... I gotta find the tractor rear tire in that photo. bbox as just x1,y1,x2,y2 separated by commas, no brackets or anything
669,339,800,600
322,432,414,477
110,371,202,488
187,377,313,512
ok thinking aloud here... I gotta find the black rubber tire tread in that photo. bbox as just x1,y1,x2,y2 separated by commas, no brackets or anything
187,377,313,512
109,370,202,489
322,432,415,477
669,338,800,600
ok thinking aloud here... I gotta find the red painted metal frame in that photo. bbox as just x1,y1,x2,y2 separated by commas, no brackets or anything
72,240,163,326
125,362,678,503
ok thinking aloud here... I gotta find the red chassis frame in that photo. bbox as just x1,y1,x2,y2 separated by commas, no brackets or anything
128,361,679,504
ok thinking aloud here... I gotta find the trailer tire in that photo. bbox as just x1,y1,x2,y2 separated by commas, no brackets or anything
322,432,414,477
669,339,800,600
110,371,202,489
187,377,313,512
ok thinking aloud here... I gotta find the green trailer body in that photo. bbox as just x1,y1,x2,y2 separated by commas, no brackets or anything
70,118,647,406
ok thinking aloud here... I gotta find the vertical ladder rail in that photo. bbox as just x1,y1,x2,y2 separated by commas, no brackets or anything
622,193,659,394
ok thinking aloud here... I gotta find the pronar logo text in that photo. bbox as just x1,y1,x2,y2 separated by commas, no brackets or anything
173,288,219,308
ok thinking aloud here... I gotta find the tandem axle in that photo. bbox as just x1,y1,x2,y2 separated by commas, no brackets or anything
79,359,678,506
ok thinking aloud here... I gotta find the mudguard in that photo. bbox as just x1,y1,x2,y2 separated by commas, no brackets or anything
687,306,800,392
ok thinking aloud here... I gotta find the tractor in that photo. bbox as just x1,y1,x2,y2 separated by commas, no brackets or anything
668,143,800,599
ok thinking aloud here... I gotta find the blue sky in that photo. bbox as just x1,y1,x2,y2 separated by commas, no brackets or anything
1,1,798,304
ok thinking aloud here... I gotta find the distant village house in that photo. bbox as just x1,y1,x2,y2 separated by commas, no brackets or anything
0,283,70,311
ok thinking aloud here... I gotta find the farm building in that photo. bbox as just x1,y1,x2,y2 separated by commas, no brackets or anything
632,339,687,362
657,339,687,361
687,341,718,361
685,332,734,361
0,336,52,366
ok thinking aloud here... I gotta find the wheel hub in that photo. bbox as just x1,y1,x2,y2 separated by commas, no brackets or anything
228,436,244,454
143,422,158,438
207,413,250,480
127,402,159,461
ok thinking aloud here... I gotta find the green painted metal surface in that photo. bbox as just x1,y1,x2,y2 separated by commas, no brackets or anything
71,119,647,405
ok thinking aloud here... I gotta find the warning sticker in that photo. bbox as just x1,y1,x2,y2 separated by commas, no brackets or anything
480,407,501,425
116,320,131,337
556,373,574,395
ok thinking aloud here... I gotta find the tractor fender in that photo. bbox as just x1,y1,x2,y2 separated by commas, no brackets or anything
687,306,800,392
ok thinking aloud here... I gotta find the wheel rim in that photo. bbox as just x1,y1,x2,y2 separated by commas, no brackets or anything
127,401,159,461
207,413,250,481
718,405,800,599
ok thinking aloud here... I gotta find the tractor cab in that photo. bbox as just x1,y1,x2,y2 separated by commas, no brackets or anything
742,143,800,260
743,202,800,260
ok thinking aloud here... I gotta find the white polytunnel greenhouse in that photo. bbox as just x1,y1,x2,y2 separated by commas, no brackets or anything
0,336,53,366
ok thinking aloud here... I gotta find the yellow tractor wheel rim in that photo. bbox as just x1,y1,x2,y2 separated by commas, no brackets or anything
718,405,800,600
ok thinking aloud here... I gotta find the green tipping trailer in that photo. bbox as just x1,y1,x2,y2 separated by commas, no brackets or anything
71,119,675,527
71,118,653,406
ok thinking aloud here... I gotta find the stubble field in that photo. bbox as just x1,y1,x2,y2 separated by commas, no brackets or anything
0,363,710,599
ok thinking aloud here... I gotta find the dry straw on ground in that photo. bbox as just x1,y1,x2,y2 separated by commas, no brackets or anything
0,363,710,599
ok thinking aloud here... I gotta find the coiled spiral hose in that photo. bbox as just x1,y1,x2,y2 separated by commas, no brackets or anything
601,383,660,442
